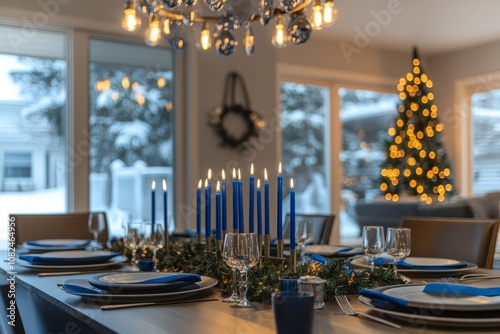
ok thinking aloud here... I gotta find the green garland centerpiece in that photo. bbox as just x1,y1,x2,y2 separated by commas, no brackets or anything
110,237,405,303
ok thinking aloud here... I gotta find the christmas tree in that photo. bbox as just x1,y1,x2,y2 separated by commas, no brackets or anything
379,48,455,204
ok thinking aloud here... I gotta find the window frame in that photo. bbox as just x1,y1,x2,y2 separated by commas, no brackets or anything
278,64,397,243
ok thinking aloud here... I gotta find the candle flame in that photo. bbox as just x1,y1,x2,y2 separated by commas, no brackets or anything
250,163,254,175
290,178,294,189
162,179,167,191
198,179,202,189
232,168,236,179
208,169,212,180
216,180,220,192
238,168,241,180
205,178,208,188
151,180,156,190
257,179,261,188
278,162,282,174
264,168,268,182
222,169,226,181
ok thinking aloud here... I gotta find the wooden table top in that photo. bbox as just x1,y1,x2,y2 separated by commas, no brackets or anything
3,254,500,334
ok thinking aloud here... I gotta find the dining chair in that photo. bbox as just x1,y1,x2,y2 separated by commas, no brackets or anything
401,216,500,268
10,212,109,245
283,213,335,245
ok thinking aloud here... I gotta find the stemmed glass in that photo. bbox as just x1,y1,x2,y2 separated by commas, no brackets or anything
87,212,105,251
124,222,144,271
361,226,385,270
296,220,313,263
142,223,165,272
224,233,260,308
386,227,411,274
222,233,240,303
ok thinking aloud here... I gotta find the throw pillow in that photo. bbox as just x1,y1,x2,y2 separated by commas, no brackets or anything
486,192,500,218
466,196,491,218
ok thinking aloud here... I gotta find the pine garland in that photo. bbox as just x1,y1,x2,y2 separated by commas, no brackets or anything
110,237,405,303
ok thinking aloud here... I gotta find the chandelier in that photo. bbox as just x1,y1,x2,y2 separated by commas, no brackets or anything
120,0,338,56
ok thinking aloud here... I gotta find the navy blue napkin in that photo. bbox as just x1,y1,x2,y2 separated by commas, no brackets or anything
26,239,90,248
310,254,328,264
423,283,500,296
359,288,413,307
20,252,121,265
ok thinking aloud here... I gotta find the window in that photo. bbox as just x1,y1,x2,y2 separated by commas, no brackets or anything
0,25,68,247
89,39,175,237
280,80,398,240
4,153,32,178
470,88,500,194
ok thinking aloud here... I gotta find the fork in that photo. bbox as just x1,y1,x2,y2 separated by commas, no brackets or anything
335,295,401,329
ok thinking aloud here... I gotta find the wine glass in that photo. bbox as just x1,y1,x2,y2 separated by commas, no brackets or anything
222,233,240,303
88,212,105,251
142,223,165,271
386,227,411,274
296,220,313,263
361,226,385,270
124,222,144,271
225,233,260,308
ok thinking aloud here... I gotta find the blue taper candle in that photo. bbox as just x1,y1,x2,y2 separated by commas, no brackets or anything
238,168,244,233
216,181,222,241
232,168,238,231
257,179,262,236
290,178,296,250
162,179,168,234
264,169,270,235
277,162,283,240
249,163,255,233
221,169,227,232
151,181,156,225
205,179,211,239
196,179,202,235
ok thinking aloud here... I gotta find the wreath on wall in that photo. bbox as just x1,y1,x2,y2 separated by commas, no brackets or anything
209,72,265,149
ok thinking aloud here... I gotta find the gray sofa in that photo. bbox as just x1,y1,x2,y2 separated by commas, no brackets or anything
354,192,500,235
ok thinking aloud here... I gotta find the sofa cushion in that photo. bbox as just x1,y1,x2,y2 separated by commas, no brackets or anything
418,203,474,218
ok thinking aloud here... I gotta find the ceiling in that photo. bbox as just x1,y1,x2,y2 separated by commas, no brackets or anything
313,0,500,56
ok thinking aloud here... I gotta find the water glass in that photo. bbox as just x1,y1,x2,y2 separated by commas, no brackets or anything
361,226,385,269
222,233,240,303
142,223,165,271
296,220,313,263
87,212,105,251
124,222,143,271
386,227,411,274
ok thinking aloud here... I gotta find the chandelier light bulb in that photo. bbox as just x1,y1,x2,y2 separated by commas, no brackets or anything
322,0,338,27
311,0,323,30
144,14,162,46
199,23,212,50
272,14,288,48
121,1,141,32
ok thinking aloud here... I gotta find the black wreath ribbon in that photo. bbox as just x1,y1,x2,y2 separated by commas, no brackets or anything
210,72,265,149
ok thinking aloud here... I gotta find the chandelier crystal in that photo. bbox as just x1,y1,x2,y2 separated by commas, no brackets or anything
120,0,338,56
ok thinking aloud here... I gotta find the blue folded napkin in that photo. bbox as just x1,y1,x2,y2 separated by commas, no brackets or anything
423,283,500,296
63,278,200,295
370,253,393,265
358,288,415,307
19,252,121,265
310,254,328,264
26,239,90,248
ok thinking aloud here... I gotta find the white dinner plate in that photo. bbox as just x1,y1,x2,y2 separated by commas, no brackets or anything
372,284,500,311
349,257,477,275
61,276,218,303
403,257,466,267
22,239,90,251
359,293,500,327
17,254,127,271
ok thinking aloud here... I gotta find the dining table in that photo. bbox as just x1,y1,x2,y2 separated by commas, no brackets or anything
2,251,500,334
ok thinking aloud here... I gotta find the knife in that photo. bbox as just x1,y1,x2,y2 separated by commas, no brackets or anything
101,298,218,310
